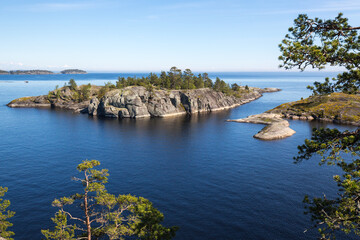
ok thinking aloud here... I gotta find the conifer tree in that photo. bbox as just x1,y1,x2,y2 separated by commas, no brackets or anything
0,187,15,240
280,13,360,239
279,13,360,95
42,160,177,240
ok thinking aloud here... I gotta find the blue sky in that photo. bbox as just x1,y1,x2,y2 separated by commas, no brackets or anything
1,0,360,72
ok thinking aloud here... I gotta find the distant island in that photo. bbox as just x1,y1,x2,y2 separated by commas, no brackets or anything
9,70,54,75
0,69,87,75
60,69,87,74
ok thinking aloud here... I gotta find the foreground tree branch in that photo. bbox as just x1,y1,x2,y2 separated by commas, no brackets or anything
279,13,360,96
280,12,360,240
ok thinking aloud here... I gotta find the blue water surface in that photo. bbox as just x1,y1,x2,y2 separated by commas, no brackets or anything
0,72,357,239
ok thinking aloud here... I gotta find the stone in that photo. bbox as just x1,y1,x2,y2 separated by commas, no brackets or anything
88,97,99,116
118,108,130,118
227,113,296,140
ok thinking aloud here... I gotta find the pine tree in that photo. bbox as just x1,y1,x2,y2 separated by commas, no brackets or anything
0,187,15,240
42,160,177,240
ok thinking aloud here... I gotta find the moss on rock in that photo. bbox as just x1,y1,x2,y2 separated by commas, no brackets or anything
268,93,360,124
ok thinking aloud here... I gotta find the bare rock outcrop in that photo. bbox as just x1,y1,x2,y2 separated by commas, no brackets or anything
228,113,296,140
90,86,279,118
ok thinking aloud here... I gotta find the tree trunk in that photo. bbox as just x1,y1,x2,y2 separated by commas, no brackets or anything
84,192,91,240
84,176,91,240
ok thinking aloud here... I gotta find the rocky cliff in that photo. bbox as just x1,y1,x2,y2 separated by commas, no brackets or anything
7,86,280,118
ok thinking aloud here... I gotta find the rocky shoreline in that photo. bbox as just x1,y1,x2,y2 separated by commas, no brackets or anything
267,92,360,126
7,85,280,118
227,92,360,141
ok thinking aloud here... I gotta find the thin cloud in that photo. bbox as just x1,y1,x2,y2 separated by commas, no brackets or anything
7,1,114,12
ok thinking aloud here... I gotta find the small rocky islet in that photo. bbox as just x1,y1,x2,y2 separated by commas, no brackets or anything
229,92,360,140
227,113,296,140
7,84,280,118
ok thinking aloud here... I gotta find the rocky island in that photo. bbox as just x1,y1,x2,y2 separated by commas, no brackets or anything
0,70,9,75
7,84,280,118
61,69,87,74
7,68,281,118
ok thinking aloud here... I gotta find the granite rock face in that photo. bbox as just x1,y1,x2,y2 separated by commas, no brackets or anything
228,113,296,140
89,86,278,118
8,86,280,119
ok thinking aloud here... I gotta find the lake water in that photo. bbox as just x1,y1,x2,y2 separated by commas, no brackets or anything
0,72,357,239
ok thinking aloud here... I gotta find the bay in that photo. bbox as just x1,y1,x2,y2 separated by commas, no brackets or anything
0,72,356,239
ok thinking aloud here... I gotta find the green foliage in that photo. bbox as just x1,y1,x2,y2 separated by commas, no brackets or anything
307,77,334,95
295,128,360,239
98,82,116,99
79,84,92,101
281,13,360,239
68,79,78,91
0,187,15,240
55,85,61,99
47,80,93,102
203,73,213,88
47,91,53,100
131,198,178,240
41,211,76,240
42,160,177,240
231,83,240,91
213,77,231,94
113,67,239,95
279,13,360,95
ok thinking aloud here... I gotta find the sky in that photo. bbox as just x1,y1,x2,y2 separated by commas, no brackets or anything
1,0,360,72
